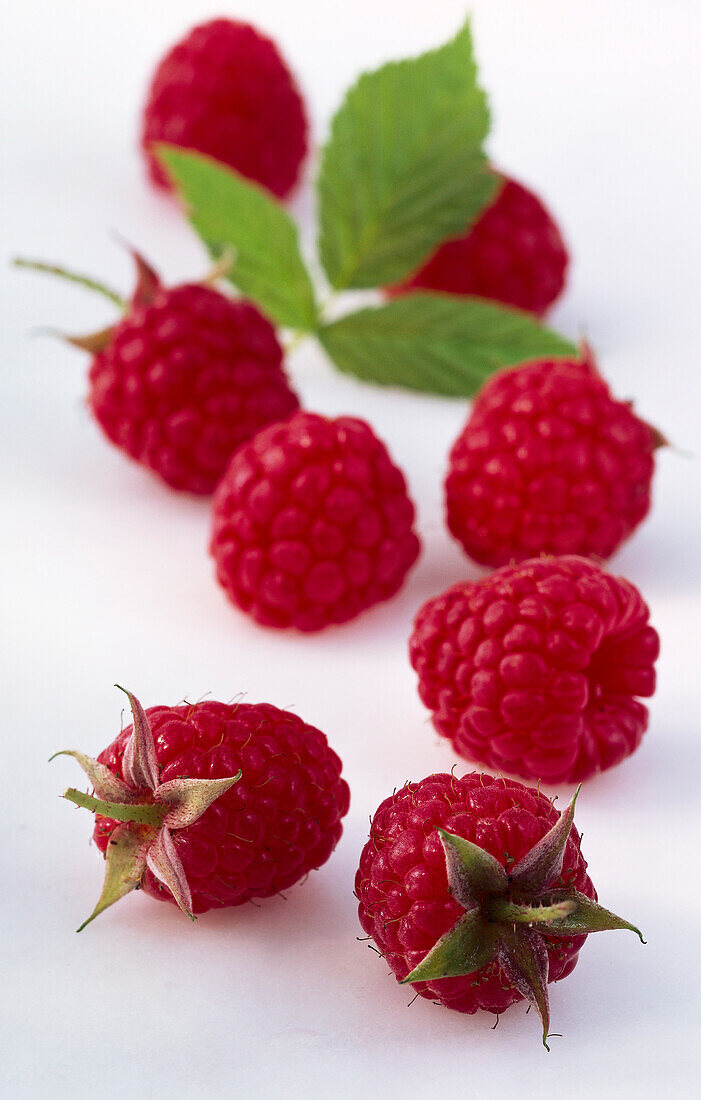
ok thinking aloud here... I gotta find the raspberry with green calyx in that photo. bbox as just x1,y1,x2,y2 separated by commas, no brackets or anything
54,687,241,930
55,686,350,928
356,773,642,1047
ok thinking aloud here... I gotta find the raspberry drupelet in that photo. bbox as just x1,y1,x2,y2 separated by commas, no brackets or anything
445,352,660,567
141,19,308,199
55,688,350,927
388,175,568,316
410,556,659,783
357,773,642,1046
210,412,421,631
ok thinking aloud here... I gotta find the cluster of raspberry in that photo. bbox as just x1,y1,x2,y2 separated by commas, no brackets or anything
37,18,658,1048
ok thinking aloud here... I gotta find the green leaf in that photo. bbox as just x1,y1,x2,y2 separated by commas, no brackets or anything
158,146,318,331
317,19,497,289
318,292,577,396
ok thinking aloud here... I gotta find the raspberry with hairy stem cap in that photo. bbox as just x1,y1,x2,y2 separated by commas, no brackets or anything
141,18,308,199
210,411,421,631
15,251,299,494
445,351,661,566
410,556,659,783
388,175,568,315
54,686,349,928
356,773,642,1047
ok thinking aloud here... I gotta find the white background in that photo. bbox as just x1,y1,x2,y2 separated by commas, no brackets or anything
2,1,700,1096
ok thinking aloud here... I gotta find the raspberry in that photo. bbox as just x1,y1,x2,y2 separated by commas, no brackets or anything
410,556,659,783
445,354,659,566
80,255,299,494
210,412,421,631
357,774,641,1044
56,688,349,926
388,175,568,315
141,19,308,199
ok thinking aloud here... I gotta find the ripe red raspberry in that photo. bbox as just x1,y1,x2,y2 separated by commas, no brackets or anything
388,176,568,315
410,556,659,783
141,19,308,199
356,774,642,1045
445,354,659,566
56,688,349,927
61,253,298,494
210,412,421,631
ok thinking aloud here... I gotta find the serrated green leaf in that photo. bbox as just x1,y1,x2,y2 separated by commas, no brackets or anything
317,19,497,290
318,293,577,396
158,146,318,331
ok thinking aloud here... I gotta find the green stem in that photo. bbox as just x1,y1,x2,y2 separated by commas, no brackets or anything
63,787,165,827
13,259,126,309
489,898,577,925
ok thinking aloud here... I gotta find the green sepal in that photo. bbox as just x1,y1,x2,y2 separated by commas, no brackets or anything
115,684,159,791
438,828,508,908
50,750,137,803
401,909,498,984
497,928,552,1049
76,823,154,933
509,785,581,894
156,773,242,829
537,891,645,942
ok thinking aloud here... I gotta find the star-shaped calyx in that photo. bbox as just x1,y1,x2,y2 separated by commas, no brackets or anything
53,686,241,931
401,787,644,1049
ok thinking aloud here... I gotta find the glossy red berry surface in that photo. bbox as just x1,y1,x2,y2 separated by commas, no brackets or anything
210,412,421,631
89,282,298,494
446,355,658,567
142,18,307,198
94,701,350,913
389,176,568,315
410,556,659,783
356,772,594,1015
